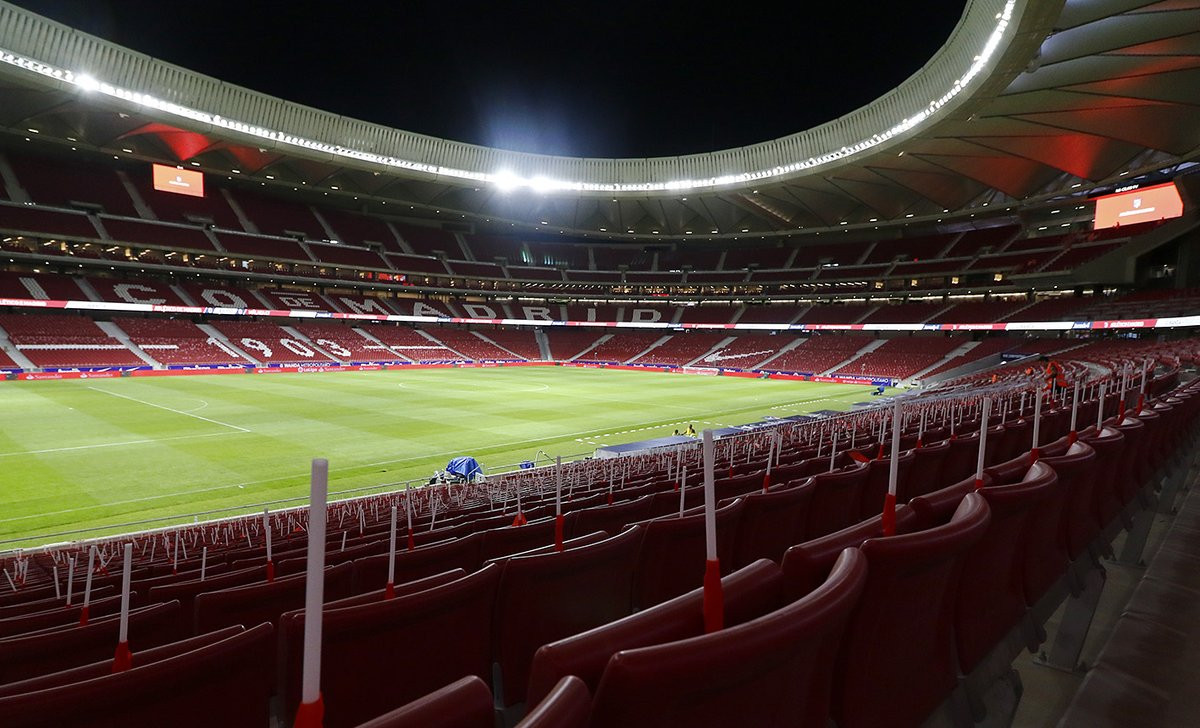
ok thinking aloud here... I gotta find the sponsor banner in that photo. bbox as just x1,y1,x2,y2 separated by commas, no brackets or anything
132,367,245,377
1,296,1198,333
766,373,808,382
681,366,721,376
811,374,892,387
1092,319,1153,329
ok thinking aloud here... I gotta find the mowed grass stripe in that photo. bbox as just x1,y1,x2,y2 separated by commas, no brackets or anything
0,368,884,545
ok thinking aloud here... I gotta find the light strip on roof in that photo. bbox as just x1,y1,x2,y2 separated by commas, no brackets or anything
0,1,1014,194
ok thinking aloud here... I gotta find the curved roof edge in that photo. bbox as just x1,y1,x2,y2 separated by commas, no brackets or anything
0,0,1019,194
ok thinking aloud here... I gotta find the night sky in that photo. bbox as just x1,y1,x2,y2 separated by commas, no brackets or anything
14,0,967,158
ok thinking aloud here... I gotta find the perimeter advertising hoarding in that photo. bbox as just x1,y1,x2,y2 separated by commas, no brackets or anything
1093,182,1183,229
152,164,204,197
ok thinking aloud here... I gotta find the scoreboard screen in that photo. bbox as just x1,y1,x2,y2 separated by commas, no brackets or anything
1093,181,1182,229
152,164,205,198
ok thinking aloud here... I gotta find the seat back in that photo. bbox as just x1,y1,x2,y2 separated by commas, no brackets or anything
0,601,183,684
349,675,494,728
630,499,743,609
147,565,264,616
564,494,653,539
804,462,870,540
518,676,590,728
525,559,783,707
907,440,951,500
1039,440,1100,563
0,625,243,698
0,622,274,728
939,434,981,489
351,533,482,593
833,493,991,728
480,517,557,562
731,479,815,568
955,462,1058,672
588,548,867,728
780,505,917,599
1080,425,1128,528
0,593,128,638
493,526,643,707
193,561,353,635
857,451,915,520
281,565,501,728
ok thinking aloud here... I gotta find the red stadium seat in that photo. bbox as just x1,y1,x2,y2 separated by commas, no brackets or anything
350,675,494,728
953,462,1058,674
729,478,815,567
857,450,915,520
803,461,870,539
518,675,590,727
479,516,558,562
564,494,654,539
280,564,502,728
0,625,242,698
492,526,642,707
192,562,353,635
0,601,182,684
350,533,483,593
0,622,274,728
907,439,951,500
630,499,743,609
587,547,867,728
831,493,991,728
525,558,784,707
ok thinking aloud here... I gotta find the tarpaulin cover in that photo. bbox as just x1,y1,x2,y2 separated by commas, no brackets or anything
446,456,483,479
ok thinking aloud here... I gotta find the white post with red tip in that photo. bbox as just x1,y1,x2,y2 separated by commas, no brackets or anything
701,430,723,634
554,456,564,552
264,508,274,582
678,466,687,517
80,545,96,625
113,543,133,672
1097,381,1106,429
975,397,991,490
1069,380,1081,443
385,505,397,599
405,484,415,551
883,401,902,536
1031,389,1043,462
294,459,328,728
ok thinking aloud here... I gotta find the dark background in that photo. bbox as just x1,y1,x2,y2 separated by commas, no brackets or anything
13,0,967,158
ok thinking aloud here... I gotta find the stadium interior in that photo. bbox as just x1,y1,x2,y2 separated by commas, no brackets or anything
2,0,1200,726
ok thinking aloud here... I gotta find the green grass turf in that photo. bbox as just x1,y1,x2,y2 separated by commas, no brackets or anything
0,366,884,547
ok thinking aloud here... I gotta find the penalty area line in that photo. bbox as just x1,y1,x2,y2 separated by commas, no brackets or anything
87,386,251,433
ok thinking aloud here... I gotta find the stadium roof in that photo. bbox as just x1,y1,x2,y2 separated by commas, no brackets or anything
0,0,1197,239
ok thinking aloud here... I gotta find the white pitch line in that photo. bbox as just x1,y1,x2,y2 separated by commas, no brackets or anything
0,431,239,458
87,387,250,433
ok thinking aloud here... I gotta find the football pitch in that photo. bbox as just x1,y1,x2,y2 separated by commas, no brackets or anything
0,367,882,547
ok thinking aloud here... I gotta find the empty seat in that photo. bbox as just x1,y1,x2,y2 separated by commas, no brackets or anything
0,601,182,684
587,548,867,728
831,493,991,728
280,565,501,728
631,499,743,609
351,533,482,593
730,479,815,568
517,675,590,728
0,626,243,698
803,462,870,540
492,526,642,707
0,622,274,728
480,517,557,562
857,451,915,520
952,462,1058,674
349,675,494,728
907,440,951,500
564,495,654,539
193,562,353,635
526,559,784,707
